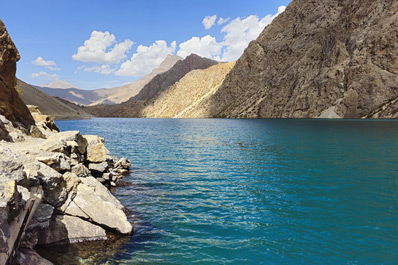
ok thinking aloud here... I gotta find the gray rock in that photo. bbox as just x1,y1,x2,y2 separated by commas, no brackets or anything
84,135,109,163
115,157,131,169
28,203,54,230
60,177,132,234
38,214,107,245
23,161,62,191
41,131,87,155
0,206,10,254
88,161,108,173
0,143,27,186
71,163,91,178
14,248,53,265
37,153,71,172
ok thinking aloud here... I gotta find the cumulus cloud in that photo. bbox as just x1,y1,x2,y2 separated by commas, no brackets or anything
83,65,115,75
72,31,134,64
217,17,230,25
31,71,59,79
116,40,177,77
177,35,223,59
202,15,217,30
32,57,60,71
220,6,286,61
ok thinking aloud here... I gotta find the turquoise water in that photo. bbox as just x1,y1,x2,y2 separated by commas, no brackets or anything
57,118,398,264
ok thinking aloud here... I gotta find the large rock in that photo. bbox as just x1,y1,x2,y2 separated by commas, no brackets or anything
84,135,109,163
41,131,87,155
88,161,108,173
71,163,91,178
36,153,71,172
23,161,62,191
209,0,398,118
38,214,107,245
60,177,132,234
14,248,53,265
0,20,35,129
0,143,27,186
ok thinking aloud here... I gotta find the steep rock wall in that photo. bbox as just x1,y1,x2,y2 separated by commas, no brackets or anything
210,0,398,118
0,20,35,128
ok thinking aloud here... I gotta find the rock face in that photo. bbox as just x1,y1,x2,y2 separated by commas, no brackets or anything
142,62,236,118
0,20,35,128
209,0,398,118
0,114,133,264
87,54,218,117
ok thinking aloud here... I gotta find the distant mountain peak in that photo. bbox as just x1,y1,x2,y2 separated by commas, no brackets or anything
158,54,183,69
40,80,80,89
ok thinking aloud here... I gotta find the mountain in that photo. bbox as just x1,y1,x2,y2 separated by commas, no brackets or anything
89,54,182,105
35,55,182,106
17,79,93,120
208,0,398,118
87,54,218,117
41,80,79,89
142,62,235,118
0,19,35,132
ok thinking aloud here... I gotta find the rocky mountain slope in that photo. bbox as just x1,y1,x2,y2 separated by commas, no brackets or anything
87,54,218,117
142,62,235,118
17,79,93,120
0,20,35,130
91,54,182,105
36,55,182,106
208,0,398,118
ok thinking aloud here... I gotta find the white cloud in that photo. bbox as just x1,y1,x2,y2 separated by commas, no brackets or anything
177,35,222,59
32,57,60,71
83,64,115,75
220,6,286,61
217,17,230,25
72,31,134,64
116,40,177,77
31,71,59,79
202,15,217,30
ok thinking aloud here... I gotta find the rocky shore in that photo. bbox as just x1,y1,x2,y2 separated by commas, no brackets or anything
0,111,133,264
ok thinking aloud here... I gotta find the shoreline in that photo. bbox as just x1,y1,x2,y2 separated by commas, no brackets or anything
0,110,134,264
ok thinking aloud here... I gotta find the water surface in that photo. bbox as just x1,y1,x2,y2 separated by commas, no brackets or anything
56,118,398,264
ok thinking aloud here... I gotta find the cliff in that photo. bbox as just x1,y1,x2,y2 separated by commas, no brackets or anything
209,0,398,118
0,20,35,129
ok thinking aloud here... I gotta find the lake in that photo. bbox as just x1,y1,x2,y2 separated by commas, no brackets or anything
54,118,398,264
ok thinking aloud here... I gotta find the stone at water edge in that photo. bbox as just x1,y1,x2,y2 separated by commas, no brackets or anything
88,161,108,173
84,135,110,163
38,214,107,245
60,176,133,234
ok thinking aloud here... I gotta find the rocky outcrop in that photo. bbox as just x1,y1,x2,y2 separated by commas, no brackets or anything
0,113,133,264
142,62,236,118
0,20,35,129
87,54,218,117
209,0,398,118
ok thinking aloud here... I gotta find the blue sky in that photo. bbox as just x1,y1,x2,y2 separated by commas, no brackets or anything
1,0,291,89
